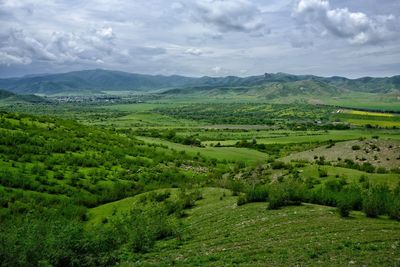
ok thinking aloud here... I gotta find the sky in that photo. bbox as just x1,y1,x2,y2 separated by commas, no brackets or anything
0,0,399,78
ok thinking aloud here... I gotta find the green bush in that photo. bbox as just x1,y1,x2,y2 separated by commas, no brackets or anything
362,185,390,218
318,168,328,177
0,215,120,267
245,185,269,203
337,199,351,217
270,161,288,170
387,197,400,221
229,180,245,196
237,195,247,206
268,180,305,210
113,203,179,253
376,167,387,174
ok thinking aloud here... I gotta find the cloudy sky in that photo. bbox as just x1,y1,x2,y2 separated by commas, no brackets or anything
0,0,399,78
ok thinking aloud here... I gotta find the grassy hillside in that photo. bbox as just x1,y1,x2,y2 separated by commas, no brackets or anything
0,111,216,215
89,188,400,266
0,89,48,105
0,89,15,99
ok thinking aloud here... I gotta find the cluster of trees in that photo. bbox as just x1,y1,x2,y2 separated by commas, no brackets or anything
234,177,400,220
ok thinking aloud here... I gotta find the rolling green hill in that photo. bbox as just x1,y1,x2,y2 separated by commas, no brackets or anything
89,187,400,266
0,88,48,104
0,89,15,99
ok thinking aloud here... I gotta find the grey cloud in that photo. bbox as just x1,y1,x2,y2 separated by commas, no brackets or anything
293,0,399,45
0,0,398,78
0,27,122,65
188,0,265,33
129,46,166,56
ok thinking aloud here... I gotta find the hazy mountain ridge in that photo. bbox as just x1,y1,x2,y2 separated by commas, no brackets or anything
0,69,399,95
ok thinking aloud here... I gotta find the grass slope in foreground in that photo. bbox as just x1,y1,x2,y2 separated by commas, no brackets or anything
90,188,400,266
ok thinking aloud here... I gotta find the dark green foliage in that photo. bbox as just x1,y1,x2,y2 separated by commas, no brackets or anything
351,145,361,150
0,214,120,267
336,187,362,217
318,168,328,177
114,205,178,253
268,180,306,210
270,160,288,170
245,185,269,202
178,188,203,209
376,167,387,174
164,189,203,217
338,159,376,173
362,185,391,218
324,178,347,192
228,180,245,196
337,199,351,217
387,197,400,221
237,195,247,206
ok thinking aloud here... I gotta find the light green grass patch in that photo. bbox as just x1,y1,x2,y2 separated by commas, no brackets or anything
137,136,267,164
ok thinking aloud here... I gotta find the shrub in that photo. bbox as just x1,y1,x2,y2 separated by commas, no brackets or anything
177,189,202,209
376,167,387,174
362,185,390,218
387,197,400,221
229,180,245,196
304,176,320,189
268,180,305,210
154,191,171,202
324,178,346,192
318,168,328,177
115,205,178,253
245,185,269,203
0,214,120,267
270,160,288,170
337,199,351,217
360,162,375,173
351,145,361,150
336,186,362,217
237,195,247,206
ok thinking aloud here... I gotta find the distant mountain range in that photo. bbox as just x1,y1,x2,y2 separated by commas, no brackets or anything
0,69,399,95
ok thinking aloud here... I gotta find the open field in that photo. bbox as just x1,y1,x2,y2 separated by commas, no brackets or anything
321,92,400,112
136,136,268,164
202,129,400,146
298,165,400,188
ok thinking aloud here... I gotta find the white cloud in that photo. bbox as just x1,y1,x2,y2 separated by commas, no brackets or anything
96,27,115,40
185,48,203,56
293,0,399,44
211,66,222,74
